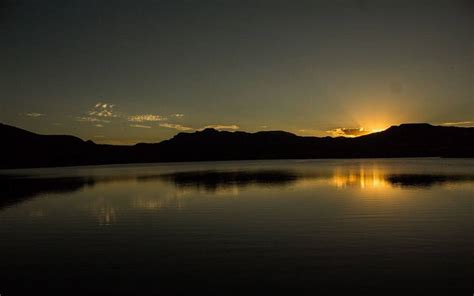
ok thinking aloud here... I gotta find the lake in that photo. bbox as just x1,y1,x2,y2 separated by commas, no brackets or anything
1,158,473,295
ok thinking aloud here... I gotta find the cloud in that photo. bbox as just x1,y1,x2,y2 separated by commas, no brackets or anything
128,114,167,122
326,127,370,137
95,124,104,128
76,116,110,123
171,113,184,118
440,121,474,127
203,124,239,131
159,123,194,131
130,124,152,129
26,112,44,117
88,102,118,118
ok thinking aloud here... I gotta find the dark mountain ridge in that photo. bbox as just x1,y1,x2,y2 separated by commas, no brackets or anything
1,123,473,169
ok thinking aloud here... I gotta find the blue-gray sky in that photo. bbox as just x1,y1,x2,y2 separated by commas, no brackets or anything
1,0,472,144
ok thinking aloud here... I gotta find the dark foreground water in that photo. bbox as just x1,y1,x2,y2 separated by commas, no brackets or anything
1,159,473,295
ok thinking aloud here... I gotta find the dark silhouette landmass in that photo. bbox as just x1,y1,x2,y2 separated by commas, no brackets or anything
1,122,473,169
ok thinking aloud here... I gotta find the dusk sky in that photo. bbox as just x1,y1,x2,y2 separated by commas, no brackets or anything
1,0,472,144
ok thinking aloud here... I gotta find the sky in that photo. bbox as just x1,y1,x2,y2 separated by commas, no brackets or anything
0,0,472,144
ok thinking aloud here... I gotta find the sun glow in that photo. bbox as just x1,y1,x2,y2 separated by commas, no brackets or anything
338,98,402,137
356,116,394,136
370,128,386,133
295,165,396,191
332,166,390,190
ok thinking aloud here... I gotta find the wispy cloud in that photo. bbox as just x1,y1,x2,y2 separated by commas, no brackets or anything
326,127,370,137
440,121,474,127
128,114,167,122
298,129,323,136
130,124,152,129
159,123,194,131
203,124,239,131
26,112,44,117
158,123,238,132
76,116,110,123
88,102,118,118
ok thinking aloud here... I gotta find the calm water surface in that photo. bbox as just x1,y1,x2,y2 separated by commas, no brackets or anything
1,159,473,295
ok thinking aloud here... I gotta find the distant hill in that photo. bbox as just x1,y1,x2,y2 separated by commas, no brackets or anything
1,123,473,169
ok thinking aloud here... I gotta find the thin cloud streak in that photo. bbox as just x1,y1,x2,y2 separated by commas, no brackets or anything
298,129,324,136
440,121,474,127
76,117,110,123
130,124,152,129
159,123,194,131
26,112,44,117
203,124,239,131
159,123,240,132
128,114,167,122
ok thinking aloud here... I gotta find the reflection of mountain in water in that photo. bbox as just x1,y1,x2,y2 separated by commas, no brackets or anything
1,169,474,210
387,174,474,188
157,170,299,191
0,176,95,209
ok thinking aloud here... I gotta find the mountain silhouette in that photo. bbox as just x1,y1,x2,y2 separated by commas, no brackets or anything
1,123,473,169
